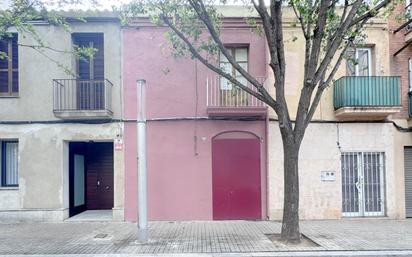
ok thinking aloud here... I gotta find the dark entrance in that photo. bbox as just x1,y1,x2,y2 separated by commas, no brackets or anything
69,142,114,217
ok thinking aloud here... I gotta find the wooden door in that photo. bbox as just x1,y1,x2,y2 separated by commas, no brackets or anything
86,142,114,210
212,138,261,220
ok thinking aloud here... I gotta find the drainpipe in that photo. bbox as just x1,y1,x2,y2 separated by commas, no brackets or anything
136,79,148,242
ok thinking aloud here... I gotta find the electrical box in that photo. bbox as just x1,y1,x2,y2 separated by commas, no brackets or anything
321,171,336,182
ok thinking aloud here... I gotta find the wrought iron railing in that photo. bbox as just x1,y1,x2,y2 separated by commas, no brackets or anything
333,76,401,110
53,79,113,112
206,76,266,108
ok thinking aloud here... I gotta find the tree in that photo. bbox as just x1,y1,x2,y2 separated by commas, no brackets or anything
0,0,98,74
121,0,395,243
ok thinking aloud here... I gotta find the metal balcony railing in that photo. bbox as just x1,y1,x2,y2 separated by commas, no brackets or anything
53,79,113,112
206,76,266,108
333,76,401,110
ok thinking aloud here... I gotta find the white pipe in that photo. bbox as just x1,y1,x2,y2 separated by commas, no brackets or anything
137,121,147,242
136,79,148,242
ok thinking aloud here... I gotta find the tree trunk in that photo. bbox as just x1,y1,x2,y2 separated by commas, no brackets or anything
280,140,301,243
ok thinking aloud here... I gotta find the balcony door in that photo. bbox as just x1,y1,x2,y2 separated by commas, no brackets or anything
219,47,248,107
346,48,372,76
72,33,105,110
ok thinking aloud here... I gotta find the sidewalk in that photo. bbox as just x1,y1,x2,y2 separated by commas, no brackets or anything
0,220,412,256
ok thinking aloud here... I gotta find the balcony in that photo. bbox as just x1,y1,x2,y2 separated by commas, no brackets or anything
206,76,267,117
333,76,401,119
53,79,113,120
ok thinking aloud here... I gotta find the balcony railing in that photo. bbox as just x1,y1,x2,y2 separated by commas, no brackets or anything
334,76,401,109
333,76,401,119
53,79,113,119
206,76,266,108
205,76,267,117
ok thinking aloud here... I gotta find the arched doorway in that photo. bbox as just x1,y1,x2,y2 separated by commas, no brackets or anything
212,131,261,220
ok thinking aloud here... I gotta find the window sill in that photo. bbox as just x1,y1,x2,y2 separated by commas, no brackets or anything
0,187,19,190
0,95,19,98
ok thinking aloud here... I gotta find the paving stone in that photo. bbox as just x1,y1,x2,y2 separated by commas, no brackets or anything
0,220,411,255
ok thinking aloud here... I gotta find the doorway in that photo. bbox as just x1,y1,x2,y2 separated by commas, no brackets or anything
212,136,261,220
69,142,114,217
341,152,385,217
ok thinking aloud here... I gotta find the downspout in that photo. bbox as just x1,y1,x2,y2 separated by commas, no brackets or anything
136,79,148,242
265,111,270,220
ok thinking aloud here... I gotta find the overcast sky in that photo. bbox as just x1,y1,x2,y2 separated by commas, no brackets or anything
0,0,132,10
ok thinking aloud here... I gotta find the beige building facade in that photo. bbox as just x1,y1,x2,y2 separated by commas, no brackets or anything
266,9,408,220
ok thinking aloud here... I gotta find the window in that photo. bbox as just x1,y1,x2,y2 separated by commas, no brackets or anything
219,47,248,90
346,48,372,76
1,141,18,187
409,59,412,92
72,33,104,80
72,33,105,110
218,47,249,107
0,34,18,96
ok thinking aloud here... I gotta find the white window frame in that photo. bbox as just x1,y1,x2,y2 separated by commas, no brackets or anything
219,47,248,90
355,48,372,77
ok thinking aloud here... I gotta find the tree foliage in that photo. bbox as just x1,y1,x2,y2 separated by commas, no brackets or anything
0,0,98,75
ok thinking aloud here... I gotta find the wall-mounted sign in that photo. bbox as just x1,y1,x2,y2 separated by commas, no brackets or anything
321,170,336,182
114,138,123,151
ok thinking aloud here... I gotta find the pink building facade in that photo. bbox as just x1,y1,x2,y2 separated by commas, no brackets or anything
123,18,269,221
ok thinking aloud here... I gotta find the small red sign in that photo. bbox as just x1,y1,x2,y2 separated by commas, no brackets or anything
114,139,123,151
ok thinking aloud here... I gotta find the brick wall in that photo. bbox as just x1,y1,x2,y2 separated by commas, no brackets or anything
389,4,412,119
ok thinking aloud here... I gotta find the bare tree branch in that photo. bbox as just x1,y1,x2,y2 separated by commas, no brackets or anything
187,0,274,104
350,0,391,26
291,2,309,39
159,13,279,109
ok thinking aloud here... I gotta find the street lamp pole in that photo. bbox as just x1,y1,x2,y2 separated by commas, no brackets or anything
136,79,148,242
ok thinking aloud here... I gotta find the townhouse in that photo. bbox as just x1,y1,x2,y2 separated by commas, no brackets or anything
122,10,268,221
0,13,124,221
1,5,412,222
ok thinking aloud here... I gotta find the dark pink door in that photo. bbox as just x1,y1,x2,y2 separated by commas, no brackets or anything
212,138,261,220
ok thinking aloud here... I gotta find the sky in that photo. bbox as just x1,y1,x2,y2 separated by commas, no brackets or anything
72,0,131,10
0,0,132,11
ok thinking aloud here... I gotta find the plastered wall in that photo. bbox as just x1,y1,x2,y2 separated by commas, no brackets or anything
0,21,122,121
266,10,390,121
268,121,402,220
0,123,125,221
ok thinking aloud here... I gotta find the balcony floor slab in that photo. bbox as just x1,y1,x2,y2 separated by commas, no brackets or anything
207,106,267,118
334,106,402,120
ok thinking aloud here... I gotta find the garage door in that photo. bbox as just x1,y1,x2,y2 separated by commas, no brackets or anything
212,138,261,220
404,147,412,218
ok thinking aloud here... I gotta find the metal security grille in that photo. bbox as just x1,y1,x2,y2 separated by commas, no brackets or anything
341,152,385,217
404,147,412,217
